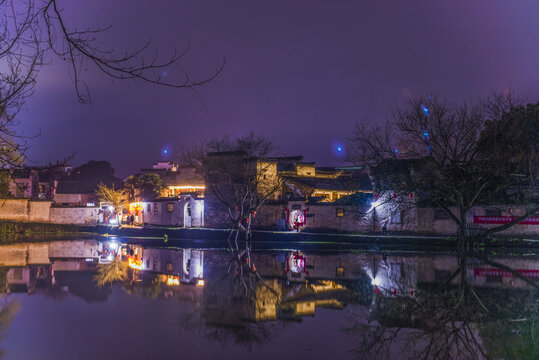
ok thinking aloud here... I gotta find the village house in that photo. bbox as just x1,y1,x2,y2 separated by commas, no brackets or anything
276,157,372,202
1,166,65,199
127,161,205,226
203,153,374,229
141,247,204,283
139,161,205,198
139,195,204,227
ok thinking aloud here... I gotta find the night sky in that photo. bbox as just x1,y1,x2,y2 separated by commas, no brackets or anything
17,0,539,177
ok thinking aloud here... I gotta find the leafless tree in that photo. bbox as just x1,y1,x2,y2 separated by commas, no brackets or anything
180,270,282,351
0,0,223,167
349,93,539,248
182,133,282,293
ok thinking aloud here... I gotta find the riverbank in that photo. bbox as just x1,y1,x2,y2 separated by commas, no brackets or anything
0,221,97,243
1,221,537,249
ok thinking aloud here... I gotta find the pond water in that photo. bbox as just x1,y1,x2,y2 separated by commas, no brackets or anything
0,239,537,359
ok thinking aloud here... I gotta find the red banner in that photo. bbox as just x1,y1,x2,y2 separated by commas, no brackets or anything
473,215,539,225
474,268,539,279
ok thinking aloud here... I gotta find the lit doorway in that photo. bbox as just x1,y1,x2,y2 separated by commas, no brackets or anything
184,202,192,228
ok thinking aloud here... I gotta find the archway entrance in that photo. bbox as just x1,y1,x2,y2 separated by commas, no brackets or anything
184,202,192,228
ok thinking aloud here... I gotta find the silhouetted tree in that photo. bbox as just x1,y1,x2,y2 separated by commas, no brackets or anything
349,93,539,248
0,0,223,167
182,133,282,286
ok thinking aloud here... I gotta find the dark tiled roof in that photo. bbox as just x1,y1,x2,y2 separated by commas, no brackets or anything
206,151,247,157
284,173,372,191
267,156,304,162
332,192,374,206
305,196,326,204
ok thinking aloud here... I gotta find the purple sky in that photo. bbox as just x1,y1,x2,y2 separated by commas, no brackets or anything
18,0,539,177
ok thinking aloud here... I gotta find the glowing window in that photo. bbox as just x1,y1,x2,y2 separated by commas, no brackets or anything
336,266,344,277
336,208,344,217
167,203,174,212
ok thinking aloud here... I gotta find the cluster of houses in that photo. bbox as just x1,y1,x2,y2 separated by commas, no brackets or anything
0,153,537,236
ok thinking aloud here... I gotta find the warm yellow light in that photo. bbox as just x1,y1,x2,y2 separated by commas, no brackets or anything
129,202,143,211
196,279,205,287
167,276,180,286
128,257,143,270
167,185,205,190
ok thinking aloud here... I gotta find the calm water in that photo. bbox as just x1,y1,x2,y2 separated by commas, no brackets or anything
0,239,537,360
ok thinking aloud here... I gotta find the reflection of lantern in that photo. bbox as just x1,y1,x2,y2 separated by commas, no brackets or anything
285,251,307,274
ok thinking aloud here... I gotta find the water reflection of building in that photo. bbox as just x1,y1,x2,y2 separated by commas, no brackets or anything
361,253,539,299
1,241,536,322
202,251,375,324
5,267,50,294
0,241,208,302
141,247,204,283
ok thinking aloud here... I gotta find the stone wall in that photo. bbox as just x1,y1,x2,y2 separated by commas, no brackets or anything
304,204,366,232
0,199,51,222
29,201,52,222
0,198,99,225
203,197,232,228
252,204,285,228
289,200,538,236
414,206,539,236
50,207,100,225
0,199,29,221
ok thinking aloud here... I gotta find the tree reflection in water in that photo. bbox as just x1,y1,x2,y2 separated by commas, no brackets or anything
0,240,535,359
180,260,282,351
180,255,374,351
94,259,129,287
348,250,538,360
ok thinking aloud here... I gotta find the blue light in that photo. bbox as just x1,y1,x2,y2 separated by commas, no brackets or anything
163,149,168,154
421,104,429,116
337,146,342,152
394,148,398,153
423,131,429,138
